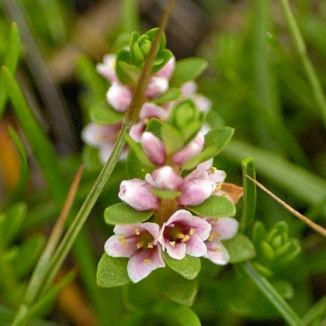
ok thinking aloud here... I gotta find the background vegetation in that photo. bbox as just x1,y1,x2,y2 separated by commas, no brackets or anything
0,0,325,325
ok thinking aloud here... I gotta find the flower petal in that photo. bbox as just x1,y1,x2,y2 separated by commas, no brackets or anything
139,103,169,121
210,217,239,240
127,248,165,283
205,241,230,265
104,235,137,258
96,54,117,82
165,242,187,260
186,235,207,257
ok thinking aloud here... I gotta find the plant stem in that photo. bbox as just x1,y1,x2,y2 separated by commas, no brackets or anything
242,262,304,326
279,0,326,128
246,175,326,238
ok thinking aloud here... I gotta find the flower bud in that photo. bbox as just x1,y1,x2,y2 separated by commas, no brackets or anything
106,83,132,112
96,54,117,82
140,132,165,165
145,77,169,98
118,179,159,211
146,166,183,190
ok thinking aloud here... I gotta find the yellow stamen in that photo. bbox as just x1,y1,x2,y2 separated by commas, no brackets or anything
134,227,141,235
147,243,154,249
119,235,128,247
169,241,176,247
181,235,190,242
189,228,196,235
144,259,152,264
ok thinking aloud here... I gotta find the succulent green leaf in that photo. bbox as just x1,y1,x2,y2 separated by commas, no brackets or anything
145,118,163,139
89,102,124,124
159,271,198,307
126,148,152,179
187,195,236,218
171,57,208,86
104,202,154,225
161,123,184,154
97,254,130,288
154,88,181,105
183,127,234,169
163,253,201,280
224,234,256,263
125,134,154,167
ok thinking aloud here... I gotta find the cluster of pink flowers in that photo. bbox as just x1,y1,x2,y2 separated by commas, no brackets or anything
82,53,211,162
105,131,239,282
82,48,241,283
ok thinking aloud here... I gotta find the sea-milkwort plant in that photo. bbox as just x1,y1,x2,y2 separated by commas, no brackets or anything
92,26,255,290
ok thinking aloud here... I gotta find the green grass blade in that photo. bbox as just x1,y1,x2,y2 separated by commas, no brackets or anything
0,22,21,117
240,157,256,234
242,262,304,326
280,0,326,128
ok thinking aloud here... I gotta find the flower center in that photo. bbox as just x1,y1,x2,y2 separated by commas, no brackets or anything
134,229,155,250
164,223,195,245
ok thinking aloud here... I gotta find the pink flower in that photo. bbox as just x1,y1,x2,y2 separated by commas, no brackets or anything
105,223,165,283
140,131,207,167
106,83,132,112
118,179,159,211
96,54,118,83
130,103,169,141
178,160,226,206
81,122,125,163
204,218,239,265
159,210,211,260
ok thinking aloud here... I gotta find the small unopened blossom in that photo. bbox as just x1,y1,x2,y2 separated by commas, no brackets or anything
181,81,212,113
130,103,169,141
145,166,183,190
140,131,205,166
178,160,226,206
205,217,239,265
155,57,175,80
106,83,133,112
105,223,165,283
96,54,118,83
81,122,125,163
159,210,211,260
145,76,169,98
172,133,204,165
119,179,159,211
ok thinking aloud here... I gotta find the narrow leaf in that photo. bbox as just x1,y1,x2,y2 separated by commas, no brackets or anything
242,262,304,326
